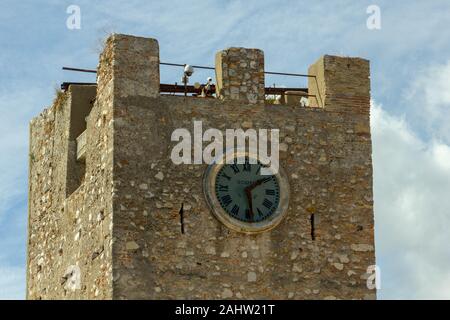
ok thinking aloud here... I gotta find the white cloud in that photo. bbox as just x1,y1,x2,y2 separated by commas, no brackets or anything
405,60,450,143
372,102,450,299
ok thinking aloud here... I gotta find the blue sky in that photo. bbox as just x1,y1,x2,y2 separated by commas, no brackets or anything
1,0,450,299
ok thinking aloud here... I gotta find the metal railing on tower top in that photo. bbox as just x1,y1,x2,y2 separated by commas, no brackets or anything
61,62,323,107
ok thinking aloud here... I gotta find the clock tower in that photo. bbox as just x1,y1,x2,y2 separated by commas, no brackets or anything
27,34,376,299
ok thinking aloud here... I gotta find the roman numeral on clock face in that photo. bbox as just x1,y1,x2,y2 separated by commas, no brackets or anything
245,208,251,219
218,184,229,192
230,164,240,174
261,177,272,184
256,163,270,175
243,157,251,172
221,173,231,181
265,189,275,196
257,208,263,217
263,198,273,209
231,205,239,216
221,195,232,207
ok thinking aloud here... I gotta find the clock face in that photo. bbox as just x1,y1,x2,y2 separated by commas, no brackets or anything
215,158,280,223
203,152,289,233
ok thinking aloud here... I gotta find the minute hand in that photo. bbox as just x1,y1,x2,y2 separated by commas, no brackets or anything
244,179,266,218
245,178,266,192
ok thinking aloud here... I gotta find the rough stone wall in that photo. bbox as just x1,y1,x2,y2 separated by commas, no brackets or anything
97,34,162,300
27,83,114,299
106,35,375,300
308,55,370,113
27,34,159,300
111,97,375,300
215,47,265,104
28,33,375,300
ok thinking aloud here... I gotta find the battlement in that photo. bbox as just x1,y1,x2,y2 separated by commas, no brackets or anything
61,34,370,109
27,34,375,300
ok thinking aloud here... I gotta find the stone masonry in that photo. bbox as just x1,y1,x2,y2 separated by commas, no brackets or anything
215,48,265,104
27,33,375,300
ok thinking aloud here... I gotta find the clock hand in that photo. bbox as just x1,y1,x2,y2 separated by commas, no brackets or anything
245,187,254,220
244,178,267,220
245,178,266,193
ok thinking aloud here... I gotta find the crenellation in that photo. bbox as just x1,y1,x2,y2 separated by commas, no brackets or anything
215,47,265,104
308,55,371,112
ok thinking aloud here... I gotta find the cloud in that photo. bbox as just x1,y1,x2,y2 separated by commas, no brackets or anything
405,60,450,143
372,102,450,299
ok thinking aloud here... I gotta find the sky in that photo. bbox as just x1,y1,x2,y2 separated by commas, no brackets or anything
0,0,450,299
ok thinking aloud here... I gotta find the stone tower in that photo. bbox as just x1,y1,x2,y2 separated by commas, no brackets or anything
27,34,376,299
